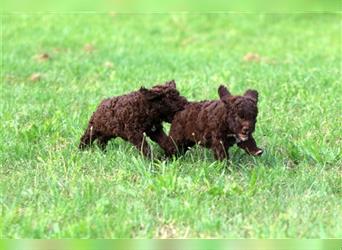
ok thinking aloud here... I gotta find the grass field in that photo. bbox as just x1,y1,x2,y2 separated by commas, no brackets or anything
1,13,341,238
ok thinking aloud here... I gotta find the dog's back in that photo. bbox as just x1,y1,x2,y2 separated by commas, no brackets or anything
170,99,229,149
86,90,149,139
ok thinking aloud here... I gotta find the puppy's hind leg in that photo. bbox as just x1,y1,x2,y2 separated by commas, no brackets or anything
97,135,116,151
168,138,195,157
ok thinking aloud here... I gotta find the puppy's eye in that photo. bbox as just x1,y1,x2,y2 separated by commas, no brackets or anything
237,114,245,119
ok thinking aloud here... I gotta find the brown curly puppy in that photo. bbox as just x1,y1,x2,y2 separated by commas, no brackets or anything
79,80,188,157
169,85,263,160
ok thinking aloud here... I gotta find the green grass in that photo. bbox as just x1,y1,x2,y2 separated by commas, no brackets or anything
1,13,341,238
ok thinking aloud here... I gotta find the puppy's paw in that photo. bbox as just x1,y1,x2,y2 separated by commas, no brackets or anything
253,149,263,156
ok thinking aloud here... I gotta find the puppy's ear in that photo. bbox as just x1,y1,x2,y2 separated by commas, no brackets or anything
218,85,231,99
140,87,161,100
244,89,258,102
166,80,176,89
219,89,232,107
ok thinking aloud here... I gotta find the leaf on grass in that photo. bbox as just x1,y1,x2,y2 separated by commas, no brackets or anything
243,52,276,64
33,53,50,62
243,52,261,62
103,61,114,68
29,73,41,82
83,43,95,52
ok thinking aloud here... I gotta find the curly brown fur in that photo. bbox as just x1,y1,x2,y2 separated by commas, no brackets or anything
169,85,263,160
79,80,188,157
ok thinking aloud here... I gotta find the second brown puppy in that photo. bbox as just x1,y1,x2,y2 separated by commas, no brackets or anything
169,85,263,160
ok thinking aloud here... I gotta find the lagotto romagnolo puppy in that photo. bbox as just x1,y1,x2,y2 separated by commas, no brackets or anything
79,80,188,157
168,85,263,160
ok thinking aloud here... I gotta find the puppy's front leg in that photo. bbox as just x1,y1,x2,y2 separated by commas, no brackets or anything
79,123,98,149
128,133,151,158
237,135,263,156
147,124,175,157
212,140,229,161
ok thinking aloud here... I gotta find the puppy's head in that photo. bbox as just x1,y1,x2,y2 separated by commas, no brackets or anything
219,85,259,142
140,80,188,122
